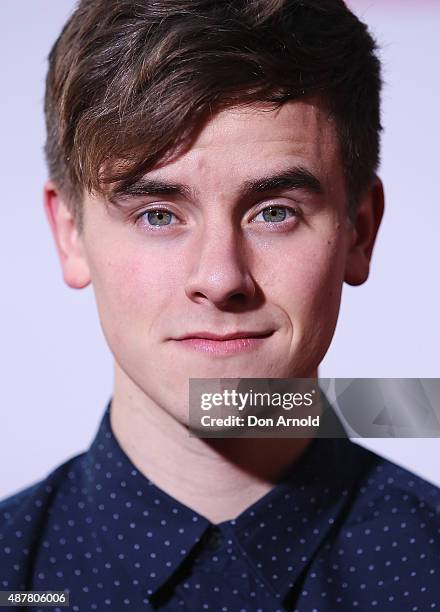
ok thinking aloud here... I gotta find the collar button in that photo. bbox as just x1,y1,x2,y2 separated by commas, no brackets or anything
206,527,222,551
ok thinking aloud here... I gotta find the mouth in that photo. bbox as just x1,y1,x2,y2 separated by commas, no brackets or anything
172,331,274,355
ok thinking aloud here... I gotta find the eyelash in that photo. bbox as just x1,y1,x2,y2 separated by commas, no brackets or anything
133,204,302,229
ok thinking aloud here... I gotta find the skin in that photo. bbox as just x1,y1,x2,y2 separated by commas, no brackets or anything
44,99,384,522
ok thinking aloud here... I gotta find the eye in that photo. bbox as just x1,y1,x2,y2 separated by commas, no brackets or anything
146,210,173,225
136,208,178,227
253,205,298,223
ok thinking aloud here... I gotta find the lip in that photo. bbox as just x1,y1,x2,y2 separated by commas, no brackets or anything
173,331,274,355
176,331,273,341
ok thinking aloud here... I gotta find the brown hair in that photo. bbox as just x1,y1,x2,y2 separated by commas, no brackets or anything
44,0,382,232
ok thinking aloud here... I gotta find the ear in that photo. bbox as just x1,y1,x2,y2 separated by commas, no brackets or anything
344,177,384,286
43,180,91,289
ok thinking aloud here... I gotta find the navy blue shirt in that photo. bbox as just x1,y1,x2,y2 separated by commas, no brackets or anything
1,400,440,611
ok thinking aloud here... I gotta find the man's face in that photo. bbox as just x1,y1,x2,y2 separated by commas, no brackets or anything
48,100,381,423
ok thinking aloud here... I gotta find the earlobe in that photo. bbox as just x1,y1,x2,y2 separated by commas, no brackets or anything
344,177,385,286
43,181,91,289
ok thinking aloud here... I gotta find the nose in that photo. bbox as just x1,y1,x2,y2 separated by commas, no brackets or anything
184,225,257,308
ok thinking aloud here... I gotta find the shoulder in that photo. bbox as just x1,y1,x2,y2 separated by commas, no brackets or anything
306,441,440,607
0,453,85,589
314,438,440,526
349,441,440,513
341,441,440,553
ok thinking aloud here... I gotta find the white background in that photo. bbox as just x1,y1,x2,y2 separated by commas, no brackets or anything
0,0,439,499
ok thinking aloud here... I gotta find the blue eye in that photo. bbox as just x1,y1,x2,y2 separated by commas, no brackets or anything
254,206,296,223
145,210,173,226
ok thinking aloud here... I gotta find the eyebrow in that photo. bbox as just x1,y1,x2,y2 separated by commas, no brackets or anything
242,166,323,195
108,165,323,205
109,179,194,203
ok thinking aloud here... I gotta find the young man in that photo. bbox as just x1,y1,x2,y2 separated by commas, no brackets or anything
1,0,439,610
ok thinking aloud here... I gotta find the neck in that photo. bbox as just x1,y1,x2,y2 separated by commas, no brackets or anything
110,363,314,524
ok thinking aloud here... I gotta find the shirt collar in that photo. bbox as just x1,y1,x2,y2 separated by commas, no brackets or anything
80,400,211,599
224,436,375,606
80,399,374,606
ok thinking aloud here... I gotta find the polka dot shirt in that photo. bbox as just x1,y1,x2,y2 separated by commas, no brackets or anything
1,400,440,610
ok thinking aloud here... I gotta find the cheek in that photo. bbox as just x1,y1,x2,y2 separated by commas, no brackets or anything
260,230,347,324
87,243,183,339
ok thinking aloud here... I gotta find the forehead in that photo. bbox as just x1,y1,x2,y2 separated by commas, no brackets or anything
97,98,345,213
192,100,336,150
148,100,342,191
